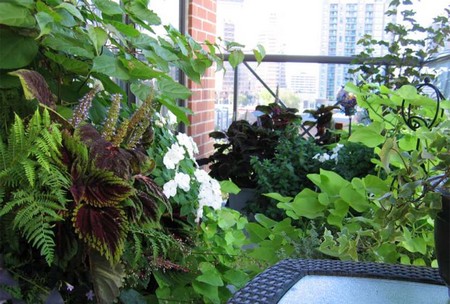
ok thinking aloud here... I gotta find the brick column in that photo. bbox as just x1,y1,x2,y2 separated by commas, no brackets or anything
187,0,216,159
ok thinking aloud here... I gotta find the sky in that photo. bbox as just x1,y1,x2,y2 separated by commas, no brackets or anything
151,0,450,55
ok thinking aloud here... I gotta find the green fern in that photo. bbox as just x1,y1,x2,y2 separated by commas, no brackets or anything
0,109,70,265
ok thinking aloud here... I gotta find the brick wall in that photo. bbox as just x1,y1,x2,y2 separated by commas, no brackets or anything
187,0,216,159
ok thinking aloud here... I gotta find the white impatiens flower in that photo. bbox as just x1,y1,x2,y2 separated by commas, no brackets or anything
313,153,331,163
194,169,211,184
195,169,223,222
163,143,185,169
176,133,199,159
163,180,178,198
174,172,191,192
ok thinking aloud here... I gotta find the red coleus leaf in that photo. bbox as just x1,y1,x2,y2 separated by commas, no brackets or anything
70,168,134,207
73,203,127,263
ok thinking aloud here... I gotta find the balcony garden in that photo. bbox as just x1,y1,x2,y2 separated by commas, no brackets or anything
0,0,449,303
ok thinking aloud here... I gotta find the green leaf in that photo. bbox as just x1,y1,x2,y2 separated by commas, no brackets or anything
339,184,369,212
254,213,277,228
196,262,224,287
246,222,270,242
379,137,395,173
263,192,293,203
119,289,149,304
286,188,325,219
349,123,385,147
157,77,192,99
217,210,237,230
158,97,190,125
130,82,152,101
56,3,83,21
396,85,417,99
35,12,54,38
253,44,266,64
90,251,125,304
87,26,108,56
0,29,38,69
109,20,141,37
125,1,161,25
228,49,245,68
223,269,249,289
43,35,95,59
220,180,240,194
192,281,219,304
119,57,162,79
0,2,35,27
93,0,123,15
92,55,130,80
44,52,90,75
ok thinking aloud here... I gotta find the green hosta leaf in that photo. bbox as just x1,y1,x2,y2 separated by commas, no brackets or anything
349,122,385,147
157,77,192,99
228,49,245,68
196,262,224,287
92,55,130,80
220,180,240,194
90,251,125,304
0,2,35,27
93,0,123,15
0,29,38,69
87,26,108,56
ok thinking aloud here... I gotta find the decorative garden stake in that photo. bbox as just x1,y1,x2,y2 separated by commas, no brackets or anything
402,79,448,294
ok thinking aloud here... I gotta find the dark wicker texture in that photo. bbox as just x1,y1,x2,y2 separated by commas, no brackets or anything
227,259,445,304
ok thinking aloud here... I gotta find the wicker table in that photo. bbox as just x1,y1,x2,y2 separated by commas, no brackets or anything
227,259,448,304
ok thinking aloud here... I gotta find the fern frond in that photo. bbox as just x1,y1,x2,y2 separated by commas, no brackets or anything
20,159,36,187
7,189,64,265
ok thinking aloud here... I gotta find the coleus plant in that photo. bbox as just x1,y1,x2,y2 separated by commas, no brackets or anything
0,69,175,303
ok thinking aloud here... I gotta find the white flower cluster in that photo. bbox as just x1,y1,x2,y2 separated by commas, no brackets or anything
313,144,344,163
160,130,222,222
194,169,223,222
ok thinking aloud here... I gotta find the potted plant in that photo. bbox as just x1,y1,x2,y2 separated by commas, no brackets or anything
200,103,301,212
0,1,265,302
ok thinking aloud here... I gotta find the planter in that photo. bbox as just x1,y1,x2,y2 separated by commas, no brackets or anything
227,188,257,214
435,186,450,296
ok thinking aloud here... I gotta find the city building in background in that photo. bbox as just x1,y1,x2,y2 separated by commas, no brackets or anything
319,0,395,101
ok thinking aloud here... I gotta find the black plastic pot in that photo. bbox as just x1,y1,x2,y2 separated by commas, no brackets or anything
435,187,450,296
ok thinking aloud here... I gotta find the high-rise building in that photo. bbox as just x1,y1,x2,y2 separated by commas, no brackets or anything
216,0,287,105
319,0,395,101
